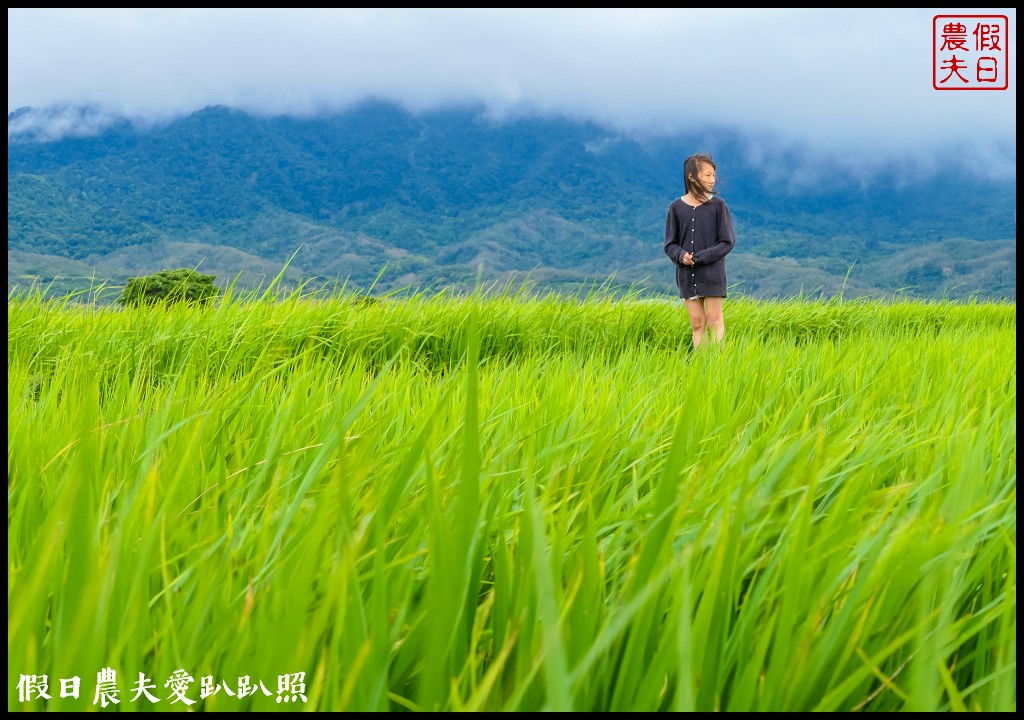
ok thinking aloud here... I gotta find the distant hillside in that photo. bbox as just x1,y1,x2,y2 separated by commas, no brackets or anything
7,101,1016,300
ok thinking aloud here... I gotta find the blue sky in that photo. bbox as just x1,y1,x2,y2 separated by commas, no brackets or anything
7,8,1017,176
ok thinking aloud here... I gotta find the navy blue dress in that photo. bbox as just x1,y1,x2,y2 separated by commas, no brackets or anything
664,196,736,298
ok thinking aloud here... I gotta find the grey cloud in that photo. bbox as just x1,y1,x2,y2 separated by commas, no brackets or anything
7,8,1017,173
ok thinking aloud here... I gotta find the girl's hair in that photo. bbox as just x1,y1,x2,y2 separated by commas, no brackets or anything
683,152,717,199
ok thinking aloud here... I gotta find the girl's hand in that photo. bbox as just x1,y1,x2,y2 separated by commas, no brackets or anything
682,252,694,266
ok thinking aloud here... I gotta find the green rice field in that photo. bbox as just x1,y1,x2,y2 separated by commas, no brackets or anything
7,287,1017,711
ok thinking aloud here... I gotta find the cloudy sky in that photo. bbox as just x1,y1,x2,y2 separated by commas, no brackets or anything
7,8,1017,174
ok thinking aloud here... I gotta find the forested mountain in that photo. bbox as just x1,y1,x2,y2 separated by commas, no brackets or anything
8,101,1016,300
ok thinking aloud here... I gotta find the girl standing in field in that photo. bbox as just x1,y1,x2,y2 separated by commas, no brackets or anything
664,152,736,347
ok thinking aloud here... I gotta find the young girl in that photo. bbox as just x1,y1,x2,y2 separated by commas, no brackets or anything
663,152,736,347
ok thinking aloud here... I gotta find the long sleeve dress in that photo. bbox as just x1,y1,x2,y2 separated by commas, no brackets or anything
664,196,736,299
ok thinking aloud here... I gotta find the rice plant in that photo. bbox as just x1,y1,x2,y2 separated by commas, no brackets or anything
7,286,1016,711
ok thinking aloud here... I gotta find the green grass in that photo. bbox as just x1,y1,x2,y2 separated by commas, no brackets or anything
7,287,1017,711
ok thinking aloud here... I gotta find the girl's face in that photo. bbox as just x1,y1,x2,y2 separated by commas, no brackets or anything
693,162,716,194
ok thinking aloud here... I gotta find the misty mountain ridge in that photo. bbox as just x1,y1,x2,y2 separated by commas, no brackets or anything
7,100,1016,300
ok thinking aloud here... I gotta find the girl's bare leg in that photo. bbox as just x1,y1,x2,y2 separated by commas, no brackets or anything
684,298,708,347
704,296,725,343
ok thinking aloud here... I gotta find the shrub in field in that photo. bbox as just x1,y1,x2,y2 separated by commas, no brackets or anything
119,268,220,307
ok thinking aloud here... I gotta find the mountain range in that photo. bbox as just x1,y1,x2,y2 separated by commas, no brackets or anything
7,100,1016,301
